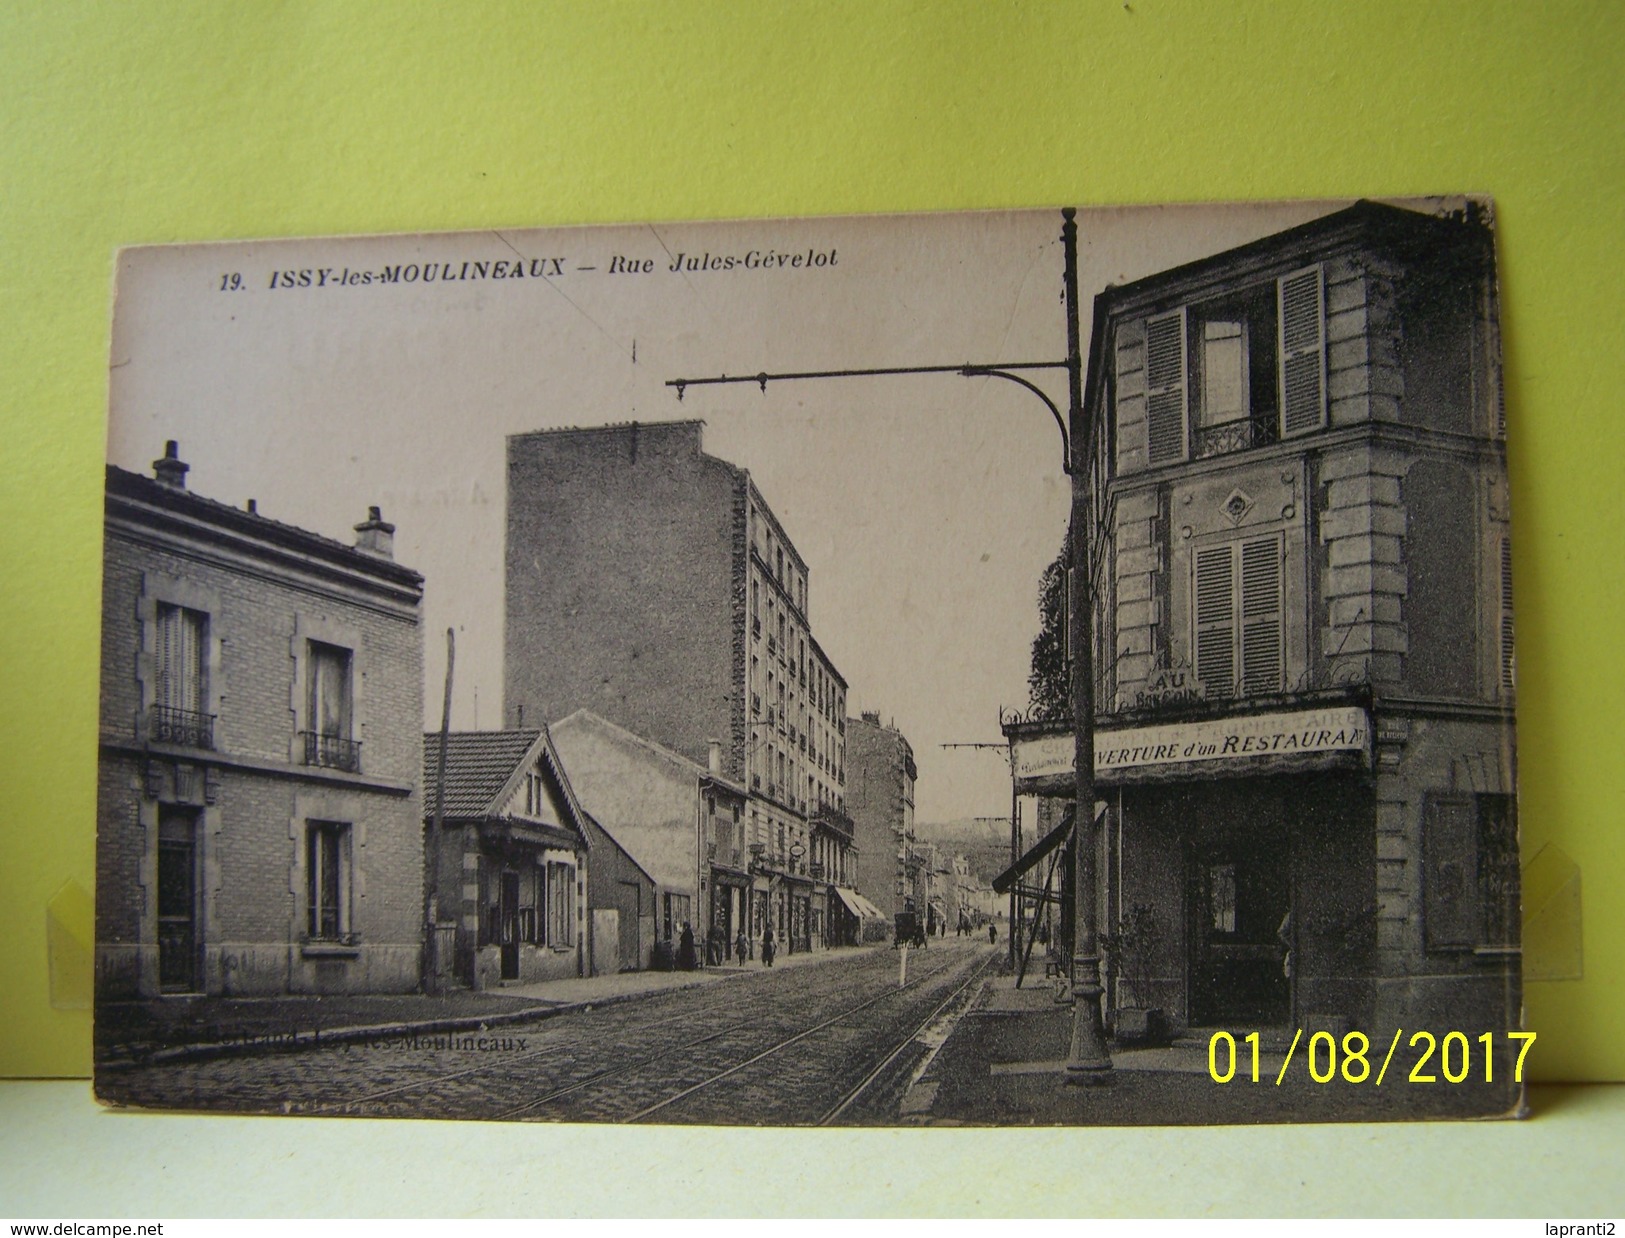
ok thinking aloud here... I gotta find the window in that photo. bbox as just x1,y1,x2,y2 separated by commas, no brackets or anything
1133,267,1323,467
523,771,549,818
307,822,351,940
546,862,575,946
1193,534,1283,697
1424,794,1519,950
662,891,691,942
153,603,211,747
304,641,359,771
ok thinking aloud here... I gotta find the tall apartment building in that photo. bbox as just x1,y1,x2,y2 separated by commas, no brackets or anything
1006,201,1516,1038
505,420,849,956
97,443,425,1007
846,711,918,928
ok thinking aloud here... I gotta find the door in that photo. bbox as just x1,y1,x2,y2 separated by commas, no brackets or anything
156,807,200,992
499,869,520,981
1187,835,1291,1026
616,880,642,971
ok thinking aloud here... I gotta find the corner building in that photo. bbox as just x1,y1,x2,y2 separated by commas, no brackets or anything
97,445,425,1001
1012,203,1517,1038
505,421,849,957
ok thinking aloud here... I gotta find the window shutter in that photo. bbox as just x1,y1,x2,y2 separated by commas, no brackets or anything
1239,536,1283,694
1424,797,1480,949
1193,545,1235,697
156,604,177,710
156,604,204,714
1278,266,1326,437
1145,308,1188,465
1499,537,1515,692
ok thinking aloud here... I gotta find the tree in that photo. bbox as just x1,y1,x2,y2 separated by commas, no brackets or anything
1027,531,1070,721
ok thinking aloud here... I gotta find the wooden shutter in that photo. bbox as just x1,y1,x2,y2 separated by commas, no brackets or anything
310,642,353,738
156,604,204,714
1239,536,1283,694
1193,545,1235,696
1424,797,1480,949
1278,266,1326,437
1145,308,1188,465
1499,537,1515,692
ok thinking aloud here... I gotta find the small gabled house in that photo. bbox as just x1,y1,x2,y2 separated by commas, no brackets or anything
422,729,589,988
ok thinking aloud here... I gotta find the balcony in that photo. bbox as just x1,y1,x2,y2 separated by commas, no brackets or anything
810,801,855,841
303,731,362,773
149,705,214,750
1193,417,1277,460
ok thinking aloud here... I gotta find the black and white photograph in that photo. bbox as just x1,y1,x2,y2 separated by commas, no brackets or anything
93,198,1522,1126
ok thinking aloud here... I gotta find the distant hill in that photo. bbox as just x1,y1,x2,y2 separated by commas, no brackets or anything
914,817,1012,885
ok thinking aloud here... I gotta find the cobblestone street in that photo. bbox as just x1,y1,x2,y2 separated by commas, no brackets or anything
97,938,996,1126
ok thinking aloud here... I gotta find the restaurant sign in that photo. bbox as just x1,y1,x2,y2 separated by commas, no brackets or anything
1011,706,1369,789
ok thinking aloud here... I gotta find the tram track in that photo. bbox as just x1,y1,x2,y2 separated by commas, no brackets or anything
816,950,994,1125
622,949,994,1125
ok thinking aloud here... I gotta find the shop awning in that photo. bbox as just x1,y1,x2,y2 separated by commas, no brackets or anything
834,887,885,920
990,802,1105,895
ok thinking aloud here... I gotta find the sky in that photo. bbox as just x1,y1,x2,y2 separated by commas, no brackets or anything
106,199,1352,821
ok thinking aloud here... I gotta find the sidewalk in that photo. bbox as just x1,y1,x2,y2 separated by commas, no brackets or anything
901,972,1523,1126
97,942,877,1068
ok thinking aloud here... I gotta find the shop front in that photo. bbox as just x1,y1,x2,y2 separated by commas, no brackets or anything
708,868,750,963
1007,696,1378,1035
1007,692,1519,1040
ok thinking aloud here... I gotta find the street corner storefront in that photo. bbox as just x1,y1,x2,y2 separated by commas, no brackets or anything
1007,694,1382,1038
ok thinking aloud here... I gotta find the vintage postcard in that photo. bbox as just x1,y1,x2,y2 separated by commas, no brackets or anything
95,199,1523,1125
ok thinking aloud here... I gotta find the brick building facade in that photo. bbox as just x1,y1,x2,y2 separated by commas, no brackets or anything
97,443,425,1001
846,712,918,931
504,421,850,957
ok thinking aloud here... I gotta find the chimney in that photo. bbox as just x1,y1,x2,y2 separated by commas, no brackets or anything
861,710,880,726
152,440,189,489
353,505,395,559
707,738,722,775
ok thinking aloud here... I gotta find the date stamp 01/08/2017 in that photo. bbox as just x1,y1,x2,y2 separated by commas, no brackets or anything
1206,1030,1537,1087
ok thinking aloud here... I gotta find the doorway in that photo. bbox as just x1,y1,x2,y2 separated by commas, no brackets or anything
156,807,201,993
1186,831,1291,1026
498,869,520,981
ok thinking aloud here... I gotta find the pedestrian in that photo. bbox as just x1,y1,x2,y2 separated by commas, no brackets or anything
989,922,997,946
677,921,696,971
763,925,776,967
735,927,749,968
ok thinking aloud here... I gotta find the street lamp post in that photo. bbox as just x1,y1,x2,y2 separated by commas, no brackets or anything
668,207,1112,1084
1061,209,1111,1083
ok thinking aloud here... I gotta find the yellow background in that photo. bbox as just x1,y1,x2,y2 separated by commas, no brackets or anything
2,0,1621,1090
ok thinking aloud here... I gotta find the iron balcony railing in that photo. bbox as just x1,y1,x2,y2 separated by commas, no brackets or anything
149,705,215,749
1193,418,1277,460
303,731,362,773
